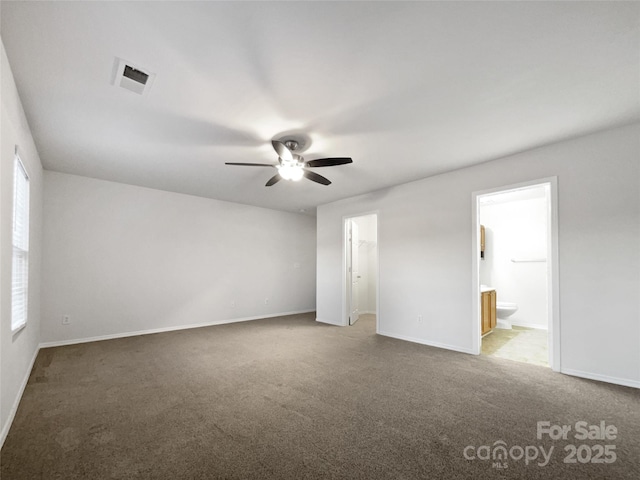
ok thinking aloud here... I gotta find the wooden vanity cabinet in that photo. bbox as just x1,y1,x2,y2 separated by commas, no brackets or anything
481,290,496,335
480,225,486,258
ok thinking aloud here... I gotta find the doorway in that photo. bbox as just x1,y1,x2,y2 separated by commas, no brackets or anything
472,179,560,371
344,214,378,330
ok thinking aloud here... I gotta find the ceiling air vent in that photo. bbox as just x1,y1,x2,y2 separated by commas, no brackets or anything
112,57,155,95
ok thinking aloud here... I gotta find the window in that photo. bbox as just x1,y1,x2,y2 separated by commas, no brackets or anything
11,153,30,332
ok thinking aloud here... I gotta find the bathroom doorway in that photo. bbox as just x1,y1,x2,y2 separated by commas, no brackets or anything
344,214,378,331
472,179,559,370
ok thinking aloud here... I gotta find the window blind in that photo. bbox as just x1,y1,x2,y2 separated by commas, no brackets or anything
12,155,29,332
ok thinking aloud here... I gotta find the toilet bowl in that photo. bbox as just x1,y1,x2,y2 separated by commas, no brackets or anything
496,302,518,329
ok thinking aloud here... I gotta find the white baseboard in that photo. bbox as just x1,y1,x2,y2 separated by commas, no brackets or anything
378,330,475,355
39,310,315,349
561,368,640,389
0,345,40,449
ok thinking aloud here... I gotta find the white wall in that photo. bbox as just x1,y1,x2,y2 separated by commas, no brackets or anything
480,194,548,329
41,172,316,344
0,42,44,444
317,123,640,388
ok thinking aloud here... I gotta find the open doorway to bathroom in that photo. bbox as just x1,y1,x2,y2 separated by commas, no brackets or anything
344,214,378,332
473,180,559,370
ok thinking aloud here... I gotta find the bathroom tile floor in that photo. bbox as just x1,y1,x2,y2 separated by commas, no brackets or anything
482,326,548,367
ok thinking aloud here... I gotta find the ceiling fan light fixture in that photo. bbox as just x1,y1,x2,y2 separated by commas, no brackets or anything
278,163,304,181
226,137,352,187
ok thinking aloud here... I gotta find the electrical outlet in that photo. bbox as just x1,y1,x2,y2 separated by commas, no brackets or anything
293,262,301,269
230,300,236,308
264,298,269,305
62,315,71,325
417,315,423,323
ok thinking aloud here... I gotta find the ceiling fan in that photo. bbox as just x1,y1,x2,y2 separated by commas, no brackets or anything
225,139,353,186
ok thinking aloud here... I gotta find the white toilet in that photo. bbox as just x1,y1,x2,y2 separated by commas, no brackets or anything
496,302,518,330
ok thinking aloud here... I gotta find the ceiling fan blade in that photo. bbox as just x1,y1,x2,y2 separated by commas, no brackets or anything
271,140,294,161
225,162,275,167
305,157,353,168
303,170,331,185
265,174,282,187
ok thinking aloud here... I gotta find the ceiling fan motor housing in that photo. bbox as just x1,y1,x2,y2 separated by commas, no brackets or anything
284,140,300,151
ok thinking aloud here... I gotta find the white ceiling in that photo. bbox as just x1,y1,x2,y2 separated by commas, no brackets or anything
1,1,638,215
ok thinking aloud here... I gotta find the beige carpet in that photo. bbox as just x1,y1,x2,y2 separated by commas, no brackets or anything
2,312,638,479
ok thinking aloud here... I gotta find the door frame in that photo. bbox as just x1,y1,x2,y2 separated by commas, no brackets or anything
471,177,560,371
348,218,360,325
342,212,380,331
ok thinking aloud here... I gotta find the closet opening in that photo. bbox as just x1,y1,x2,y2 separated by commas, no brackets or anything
343,214,379,331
